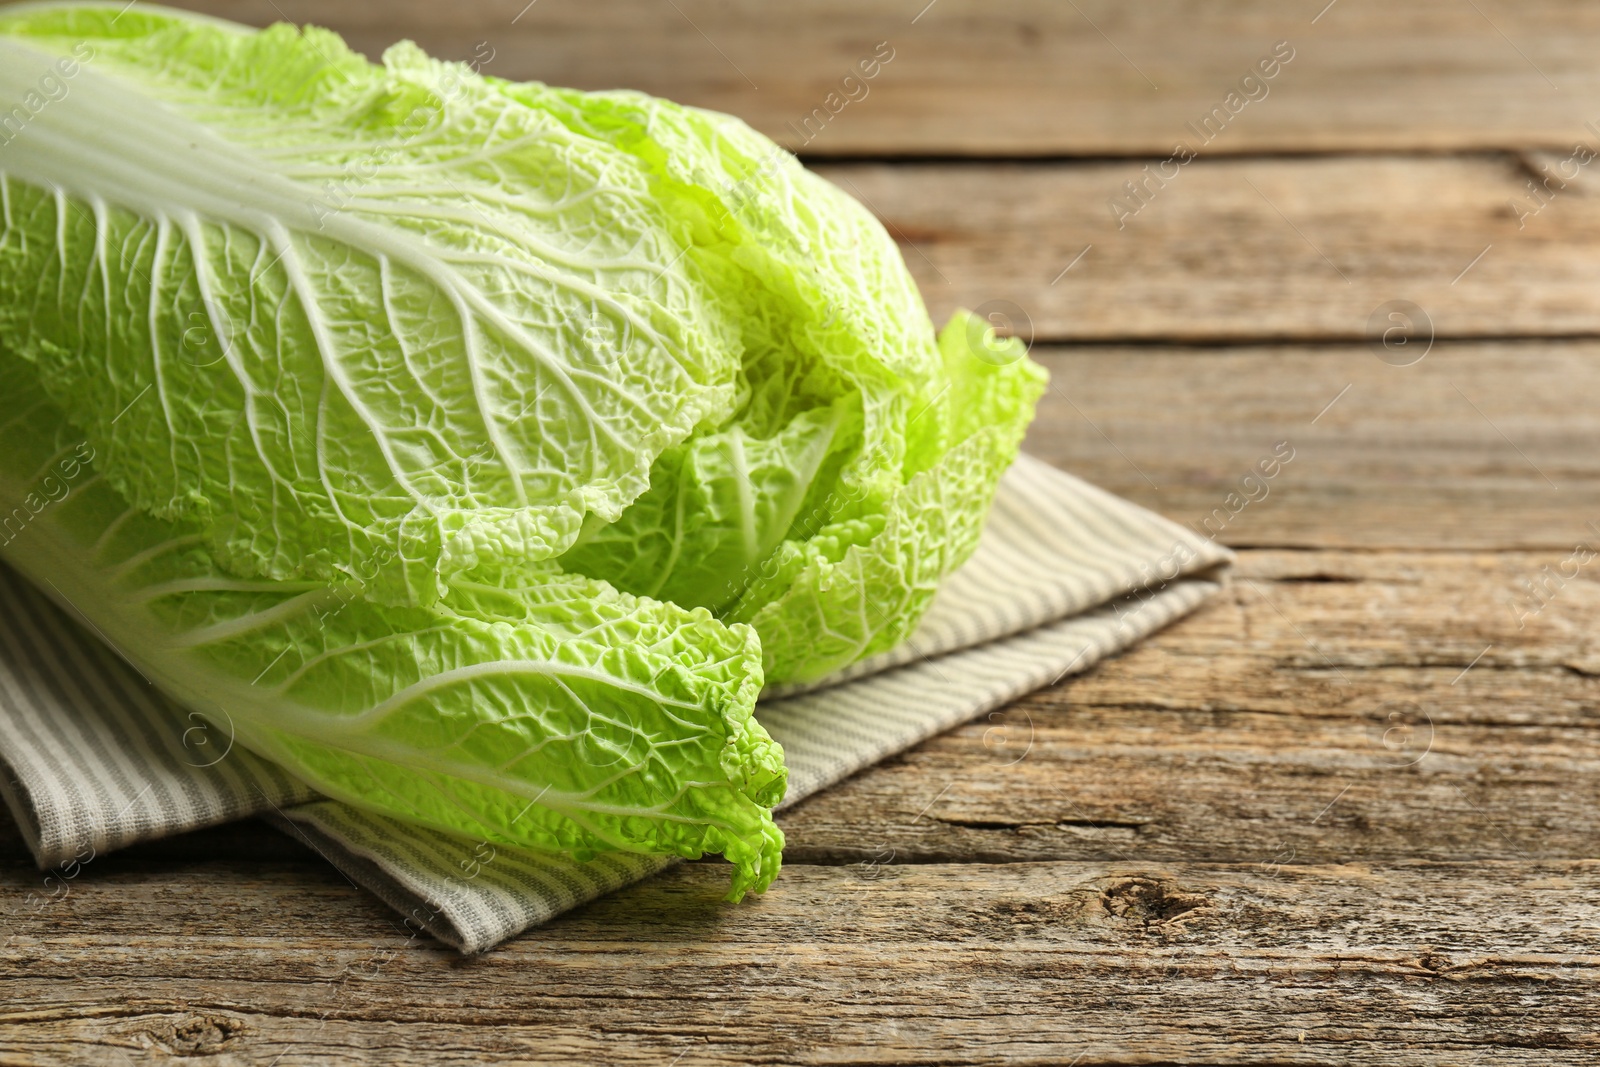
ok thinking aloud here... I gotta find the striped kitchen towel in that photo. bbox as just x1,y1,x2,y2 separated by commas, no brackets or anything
0,455,1230,952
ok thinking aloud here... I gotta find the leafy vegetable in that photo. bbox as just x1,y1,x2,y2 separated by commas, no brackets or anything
0,3,1045,893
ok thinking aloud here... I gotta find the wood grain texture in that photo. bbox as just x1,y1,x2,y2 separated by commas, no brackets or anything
1024,341,1600,550
780,550,1600,867
158,0,1600,156
3,854,1598,1065
816,155,1600,342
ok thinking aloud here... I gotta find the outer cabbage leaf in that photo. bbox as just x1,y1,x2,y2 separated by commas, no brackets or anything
0,355,784,896
729,312,1048,682
508,86,1051,680
517,82,942,490
514,86,1001,640
0,6,744,606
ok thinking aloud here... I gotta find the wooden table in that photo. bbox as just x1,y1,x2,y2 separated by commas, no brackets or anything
5,2,1600,1063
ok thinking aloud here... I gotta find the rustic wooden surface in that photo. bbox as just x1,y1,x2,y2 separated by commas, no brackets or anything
5,1,1600,1064
163,0,1600,156
814,157,1600,342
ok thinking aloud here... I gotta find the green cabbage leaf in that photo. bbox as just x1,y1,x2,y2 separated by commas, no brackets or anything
0,3,1045,895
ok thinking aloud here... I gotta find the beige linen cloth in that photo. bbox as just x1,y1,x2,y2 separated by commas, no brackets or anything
0,455,1230,952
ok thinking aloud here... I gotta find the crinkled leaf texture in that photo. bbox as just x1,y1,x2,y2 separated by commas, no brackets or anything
0,3,1046,893
0,361,785,897
529,88,1049,678
0,5,745,606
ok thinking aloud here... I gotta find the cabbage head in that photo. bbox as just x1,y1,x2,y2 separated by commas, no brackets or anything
0,3,1045,896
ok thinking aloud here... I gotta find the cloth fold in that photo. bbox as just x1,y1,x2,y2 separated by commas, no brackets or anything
0,455,1230,952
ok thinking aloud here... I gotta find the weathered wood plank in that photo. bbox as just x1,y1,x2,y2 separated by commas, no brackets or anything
781,550,1600,867
818,156,1600,342
1025,342,1600,550
165,0,1600,156
3,857,1597,1065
